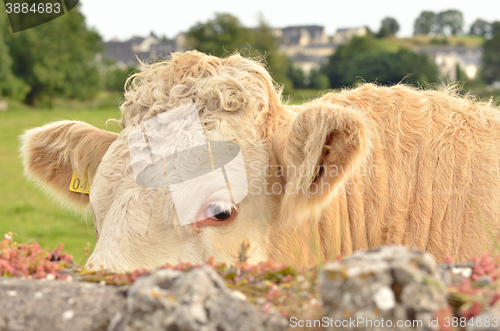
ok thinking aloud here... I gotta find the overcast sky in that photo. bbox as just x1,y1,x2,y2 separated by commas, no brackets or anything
79,0,500,41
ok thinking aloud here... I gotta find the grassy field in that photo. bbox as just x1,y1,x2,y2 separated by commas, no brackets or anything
285,89,329,105
0,97,123,263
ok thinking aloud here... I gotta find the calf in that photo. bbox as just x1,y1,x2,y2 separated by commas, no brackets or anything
21,51,500,272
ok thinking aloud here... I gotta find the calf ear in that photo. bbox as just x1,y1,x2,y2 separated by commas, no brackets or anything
20,121,119,210
275,101,373,225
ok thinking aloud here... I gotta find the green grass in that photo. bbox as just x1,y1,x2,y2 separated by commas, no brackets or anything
394,35,485,49
0,98,123,263
285,89,329,105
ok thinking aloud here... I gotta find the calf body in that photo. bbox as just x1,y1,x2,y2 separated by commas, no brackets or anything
21,51,500,271
269,85,500,265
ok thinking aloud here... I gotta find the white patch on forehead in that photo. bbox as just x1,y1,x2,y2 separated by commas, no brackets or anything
128,103,248,226
144,103,207,157
128,103,206,180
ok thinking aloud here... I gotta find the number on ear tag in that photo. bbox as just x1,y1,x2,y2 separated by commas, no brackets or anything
69,171,90,194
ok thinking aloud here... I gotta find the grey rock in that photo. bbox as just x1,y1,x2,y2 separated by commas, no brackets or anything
0,277,127,331
319,246,448,331
110,266,288,331
0,266,287,331
438,261,474,286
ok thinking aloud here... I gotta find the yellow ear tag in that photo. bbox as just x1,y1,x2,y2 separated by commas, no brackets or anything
69,171,90,194
310,148,328,186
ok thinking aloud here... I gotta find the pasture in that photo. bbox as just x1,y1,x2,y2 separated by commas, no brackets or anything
0,99,123,263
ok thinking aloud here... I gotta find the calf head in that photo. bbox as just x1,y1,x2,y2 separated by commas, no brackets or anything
21,51,372,272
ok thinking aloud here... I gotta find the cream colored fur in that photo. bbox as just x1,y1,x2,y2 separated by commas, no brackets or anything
21,51,500,272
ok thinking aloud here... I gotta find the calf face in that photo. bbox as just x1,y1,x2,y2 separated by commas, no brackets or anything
21,51,370,272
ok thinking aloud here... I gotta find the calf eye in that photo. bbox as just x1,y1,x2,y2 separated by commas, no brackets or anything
193,203,239,229
207,205,234,221
213,206,232,220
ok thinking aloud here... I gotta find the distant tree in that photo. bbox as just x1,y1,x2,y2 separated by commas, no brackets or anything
4,5,102,105
0,10,29,100
414,9,464,36
287,65,306,89
186,13,294,93
340,35,386,54
377,17,400,38
308,69,330,90
102,61,138,93
482,22,500,84
436,9,464,35
322,36,380,87
492,21,500,36
469,19,492,38
322,36,439,88
359,26,373,38
414,11,436,35
186,13,251,57
249,14,293,93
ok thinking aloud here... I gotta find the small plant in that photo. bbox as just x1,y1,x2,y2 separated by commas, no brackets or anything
0,232,73,279
447,253,500,319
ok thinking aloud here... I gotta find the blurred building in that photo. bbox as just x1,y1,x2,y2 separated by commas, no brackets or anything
99,25,375,77
274,25,337,76
332,27,368,44
277,25,330,54
274,25,373,76
416,46,483,81
100,34,177,69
